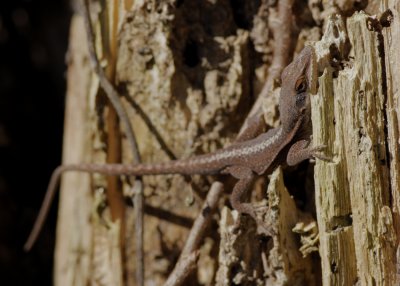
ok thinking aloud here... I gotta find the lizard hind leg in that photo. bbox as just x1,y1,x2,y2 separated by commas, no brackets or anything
224,166,260,223
225,166,276,236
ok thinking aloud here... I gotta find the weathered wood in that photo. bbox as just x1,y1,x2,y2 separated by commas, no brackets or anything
216,168,315,285
55,15,94,285
58,1,400,285
312,11,398,285
59,1,253,285
117,2,252,284
57,11,125,286
264,168,315,286
312,69,358,285
381,0,400,248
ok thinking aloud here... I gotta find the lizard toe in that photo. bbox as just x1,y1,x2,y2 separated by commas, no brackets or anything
308,145,332,162
310,144,327,152
312,152,332,162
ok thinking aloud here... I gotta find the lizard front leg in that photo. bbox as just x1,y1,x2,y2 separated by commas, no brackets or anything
286,139,329,166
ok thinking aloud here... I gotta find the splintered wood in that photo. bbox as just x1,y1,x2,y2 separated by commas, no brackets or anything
217,168,315,285
312,12,398,285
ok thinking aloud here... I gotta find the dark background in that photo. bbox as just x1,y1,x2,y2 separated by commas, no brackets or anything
0,0,71,284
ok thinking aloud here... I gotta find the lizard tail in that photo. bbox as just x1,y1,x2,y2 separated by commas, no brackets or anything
24,160,218,251
23,163,158,251
24,165,65,251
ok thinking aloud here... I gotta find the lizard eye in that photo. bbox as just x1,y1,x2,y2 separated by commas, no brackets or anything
295,76,307,93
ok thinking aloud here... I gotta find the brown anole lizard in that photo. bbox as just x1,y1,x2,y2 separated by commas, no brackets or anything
25,45,326,250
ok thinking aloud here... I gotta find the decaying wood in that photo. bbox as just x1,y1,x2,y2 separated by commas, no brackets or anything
56,1,400,285
82,1,145,284
55,15,93,285
216,168,315,285
312,11,398,285
381,0,400,245
60,1,253,285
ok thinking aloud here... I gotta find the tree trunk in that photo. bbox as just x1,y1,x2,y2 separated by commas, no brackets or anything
56,1,399,285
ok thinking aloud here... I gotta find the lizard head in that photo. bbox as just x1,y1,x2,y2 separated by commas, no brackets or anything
279,46,317,131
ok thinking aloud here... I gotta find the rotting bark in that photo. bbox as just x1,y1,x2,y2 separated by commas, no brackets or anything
312,11,398,286
216,168,315,286
56,1,400,285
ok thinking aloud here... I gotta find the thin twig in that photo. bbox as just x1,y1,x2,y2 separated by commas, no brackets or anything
82,0,140,163
144,204,193,228
163,252,199,286
133,180,144,286
163,182,224,286
181,182,224,255
82,1,144,285
122,92,177,160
